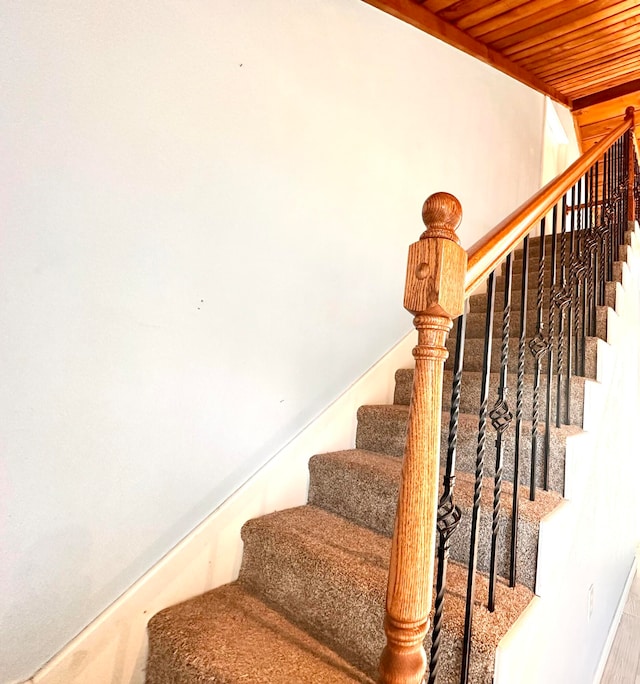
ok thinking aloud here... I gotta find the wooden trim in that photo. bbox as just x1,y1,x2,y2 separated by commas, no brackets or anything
464,114,633,296
360,0,572,107
572,79,640,110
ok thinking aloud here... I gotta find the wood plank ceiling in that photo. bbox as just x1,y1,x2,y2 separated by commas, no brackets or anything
363,0,640,151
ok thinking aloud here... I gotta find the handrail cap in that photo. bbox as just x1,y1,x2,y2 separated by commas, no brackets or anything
421,192,462,244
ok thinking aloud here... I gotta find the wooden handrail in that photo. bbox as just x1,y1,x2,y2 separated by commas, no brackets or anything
464,110,635,297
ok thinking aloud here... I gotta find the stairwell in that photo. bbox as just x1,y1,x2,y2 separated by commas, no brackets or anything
144,223,640,683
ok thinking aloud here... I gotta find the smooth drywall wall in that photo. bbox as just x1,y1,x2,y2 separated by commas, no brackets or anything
0,1,545,680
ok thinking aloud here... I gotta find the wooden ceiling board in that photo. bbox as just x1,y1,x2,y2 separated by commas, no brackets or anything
365,0,640,149
520,31,640,71
501,3,640,57
468,0,602,43
421,0,460,13
440,0,533,25
455,0,564,32
573,80,640,110
542,50,640,84
488,0,637,52
568,73,640,100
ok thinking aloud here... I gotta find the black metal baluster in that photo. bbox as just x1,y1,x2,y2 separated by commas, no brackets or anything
510,236,529,587
556,195,570,428
600,150,609,306
543,204,558,490
460,272,496,684
572,178,583,377
529,219,547,500
608,145,615,281
429,310,466,684
488,255,513,611
592,161,600,334
566,185,576,424
580,171,591,377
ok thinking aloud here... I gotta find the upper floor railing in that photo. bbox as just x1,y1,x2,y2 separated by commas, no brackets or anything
379,107,637,684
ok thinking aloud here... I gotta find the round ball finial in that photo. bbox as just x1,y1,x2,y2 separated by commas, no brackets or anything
420,192,462,242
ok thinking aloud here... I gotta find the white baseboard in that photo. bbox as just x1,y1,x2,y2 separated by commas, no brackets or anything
592,557,638,684
24,331,417,684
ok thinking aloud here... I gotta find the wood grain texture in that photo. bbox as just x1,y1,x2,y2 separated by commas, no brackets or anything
379,193,466,684
602,569,640,683
360,0,571,106
465,115,632,296
364,0,640,114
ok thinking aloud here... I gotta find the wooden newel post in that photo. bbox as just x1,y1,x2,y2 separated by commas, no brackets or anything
626,106,636,223
379,193,467,684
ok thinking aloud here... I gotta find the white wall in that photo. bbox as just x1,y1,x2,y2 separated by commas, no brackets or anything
0,1,546,681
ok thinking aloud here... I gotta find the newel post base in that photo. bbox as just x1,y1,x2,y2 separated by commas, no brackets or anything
379,193,467,684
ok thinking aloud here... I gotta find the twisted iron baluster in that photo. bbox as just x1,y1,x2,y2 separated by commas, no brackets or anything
555,196,571,428
587,165,597,338
599,150,609,306
428,310,466,684
543,204,558,490
576,175,587,377
566,185,576,423
460,271,495,684
608,145,615,281
488,254,513,611
510,236,529,587
529,219,548,500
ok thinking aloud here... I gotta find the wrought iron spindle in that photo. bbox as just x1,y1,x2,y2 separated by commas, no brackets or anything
510,236,529,587
566,185,576,422
528,219,548,500
460,271,496,684
428,311,466,684
600,150,609,305
587,165,598,338
555,196,570,428
608,145,615,281
543,204,558,490
488,254,513,611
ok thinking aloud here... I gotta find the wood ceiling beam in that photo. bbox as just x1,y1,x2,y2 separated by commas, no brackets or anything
572,79,640,109
360,0,571,106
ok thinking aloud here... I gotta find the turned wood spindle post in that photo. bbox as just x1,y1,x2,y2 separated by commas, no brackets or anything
379,193,467,684
626,106,636,223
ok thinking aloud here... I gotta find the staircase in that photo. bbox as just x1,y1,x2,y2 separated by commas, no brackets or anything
144,233,618,683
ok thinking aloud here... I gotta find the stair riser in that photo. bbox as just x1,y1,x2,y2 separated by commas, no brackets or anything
464,306,607,341
469,264,621,311
240,521,387,677
394,369,585,427
444,336,598,379
356,408,567,494
309,457,540,591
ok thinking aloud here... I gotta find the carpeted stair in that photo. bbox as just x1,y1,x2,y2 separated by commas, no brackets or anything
145,236,625,683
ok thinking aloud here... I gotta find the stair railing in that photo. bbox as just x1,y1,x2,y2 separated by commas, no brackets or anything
380,107,636,684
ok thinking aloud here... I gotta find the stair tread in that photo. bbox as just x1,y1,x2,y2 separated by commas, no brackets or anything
239,505,533,681
310,448,562,527
358,403,583,439
146,582,374,683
